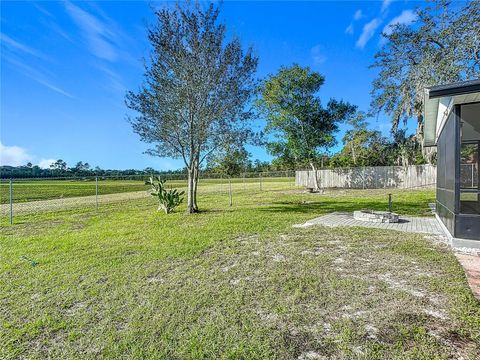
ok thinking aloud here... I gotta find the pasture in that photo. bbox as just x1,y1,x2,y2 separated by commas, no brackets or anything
0,176,293,204
1,179,150,204
1,186,479,358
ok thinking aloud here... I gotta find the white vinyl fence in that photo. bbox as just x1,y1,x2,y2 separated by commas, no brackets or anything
295,165,437,190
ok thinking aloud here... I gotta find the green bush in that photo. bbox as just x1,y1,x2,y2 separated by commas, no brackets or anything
146,176,185,214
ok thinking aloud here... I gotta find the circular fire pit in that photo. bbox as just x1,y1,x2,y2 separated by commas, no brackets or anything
353,210,399,223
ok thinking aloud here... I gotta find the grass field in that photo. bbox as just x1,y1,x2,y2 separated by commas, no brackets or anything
0,177,293,204
1,188,479,358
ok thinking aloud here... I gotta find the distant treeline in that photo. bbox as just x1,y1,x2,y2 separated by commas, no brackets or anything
0,160,186,179
1,143,432,179
0,159,276,179
1,131,436,181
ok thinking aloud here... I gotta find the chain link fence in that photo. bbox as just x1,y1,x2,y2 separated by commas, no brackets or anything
5,165,475,225
0,171,297,224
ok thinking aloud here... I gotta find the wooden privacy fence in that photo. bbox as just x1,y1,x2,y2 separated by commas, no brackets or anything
295,164,437,190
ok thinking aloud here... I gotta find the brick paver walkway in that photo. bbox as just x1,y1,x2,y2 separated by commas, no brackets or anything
293,212,445,235
455,253,480,300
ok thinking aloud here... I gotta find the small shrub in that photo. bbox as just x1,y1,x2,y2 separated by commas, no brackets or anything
146,176,184,214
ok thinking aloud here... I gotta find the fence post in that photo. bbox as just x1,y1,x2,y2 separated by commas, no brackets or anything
9,178,13,225
243,173,246,191
472,164,475,188
362,167,366,189
95,176,98,211
229,178,233,207
259,172,262,191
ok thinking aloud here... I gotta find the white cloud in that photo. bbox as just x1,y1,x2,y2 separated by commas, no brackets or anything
48,22,75,43
0,33,52,61
31,2,54,18
93,63,126,95
356,18,382,49
38,159,56,169
0,144,57,169
382,9,418,37
0,142,32,166
64,1,119,61
381,0,393,13
345,9,364,35
1,32,73,98
354,9,363,21
345,23,354,35
310,45,326,65
3,55,74,98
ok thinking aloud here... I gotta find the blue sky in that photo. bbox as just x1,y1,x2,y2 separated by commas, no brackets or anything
1,0,422,170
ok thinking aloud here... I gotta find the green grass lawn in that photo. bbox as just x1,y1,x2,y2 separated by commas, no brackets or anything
1,188,479,358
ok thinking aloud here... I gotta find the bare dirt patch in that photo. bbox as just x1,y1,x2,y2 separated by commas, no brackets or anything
134,226,480,358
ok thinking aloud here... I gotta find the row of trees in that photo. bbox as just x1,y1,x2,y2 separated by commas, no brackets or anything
329,125,426,168
204,127,426,176
0,158,279,179
0,161,187,179
1,138,426,180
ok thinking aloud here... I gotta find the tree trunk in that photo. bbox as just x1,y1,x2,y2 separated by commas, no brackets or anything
186,166,199,214
310,162,320,191
192,162,199,211
186,168,194,213
416,114,426,155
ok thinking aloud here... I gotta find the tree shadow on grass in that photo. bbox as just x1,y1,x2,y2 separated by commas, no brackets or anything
179,208,227,215
259,200,430,217
259,201,388,214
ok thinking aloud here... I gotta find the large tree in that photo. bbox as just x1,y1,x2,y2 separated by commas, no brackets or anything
257,64,357,191
126,1,258,213
370,0,480,153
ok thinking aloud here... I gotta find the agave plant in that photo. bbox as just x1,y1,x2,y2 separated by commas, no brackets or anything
146,176,185,214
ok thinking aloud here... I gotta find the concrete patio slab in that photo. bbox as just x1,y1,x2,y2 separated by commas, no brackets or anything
293,212,445,235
